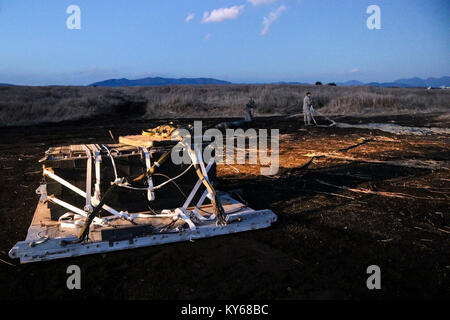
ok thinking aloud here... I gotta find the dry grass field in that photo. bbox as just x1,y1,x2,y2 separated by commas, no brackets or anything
0,85,449,127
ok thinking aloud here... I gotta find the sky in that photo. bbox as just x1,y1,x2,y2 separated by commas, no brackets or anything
0,0,449,85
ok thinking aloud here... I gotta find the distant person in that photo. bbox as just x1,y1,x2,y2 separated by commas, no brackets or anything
303,92,313,126
245,97,255,122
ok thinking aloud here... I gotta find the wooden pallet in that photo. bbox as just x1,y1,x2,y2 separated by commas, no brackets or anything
9,188,277,263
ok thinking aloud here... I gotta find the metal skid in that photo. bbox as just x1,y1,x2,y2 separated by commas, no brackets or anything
9,141,277,263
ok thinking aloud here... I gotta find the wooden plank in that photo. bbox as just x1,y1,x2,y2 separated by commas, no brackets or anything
119,135,179,148
119,135,154,147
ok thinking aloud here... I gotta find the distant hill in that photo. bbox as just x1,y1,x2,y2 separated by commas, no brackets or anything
338,76,450,88
338,80,365,86
393,76,450,88
269,81,310,85
2,76,449,88
89,77,232,87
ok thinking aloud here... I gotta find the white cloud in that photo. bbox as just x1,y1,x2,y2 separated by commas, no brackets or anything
202,5,245,23
349,68,359,73
260,5,286,36
248,0,279,6
204,33,212,42
185,13,195,23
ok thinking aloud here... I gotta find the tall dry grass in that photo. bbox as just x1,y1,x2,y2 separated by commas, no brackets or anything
0,85,448,127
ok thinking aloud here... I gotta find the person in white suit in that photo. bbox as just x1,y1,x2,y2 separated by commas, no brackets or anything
303,92,313,126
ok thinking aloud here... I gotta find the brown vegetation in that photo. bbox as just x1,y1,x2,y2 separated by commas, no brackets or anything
0,85,449,127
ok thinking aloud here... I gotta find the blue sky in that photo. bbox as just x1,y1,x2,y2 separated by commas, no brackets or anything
0,0,449,85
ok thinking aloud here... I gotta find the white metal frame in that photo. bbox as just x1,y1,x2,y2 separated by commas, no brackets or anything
9,206,277,263
42,143,216,227
8,142,277,263
92,144,102,202
141,147,155,201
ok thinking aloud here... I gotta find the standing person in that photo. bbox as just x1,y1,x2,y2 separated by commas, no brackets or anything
245,97,255,122
303,92,313,126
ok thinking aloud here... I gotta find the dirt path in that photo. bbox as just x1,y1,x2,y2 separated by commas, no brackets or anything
0,115,449,299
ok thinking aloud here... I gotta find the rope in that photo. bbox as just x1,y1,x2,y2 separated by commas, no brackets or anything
101,144,119,181
310,106,336,127
61,183,119,245
141,124,177,138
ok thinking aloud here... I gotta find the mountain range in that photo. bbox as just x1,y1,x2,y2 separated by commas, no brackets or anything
89,77,232,87
1,76,448,88
90,76,449,88
337,76,450,88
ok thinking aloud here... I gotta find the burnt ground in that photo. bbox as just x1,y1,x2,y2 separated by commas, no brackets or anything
0,113,449,300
